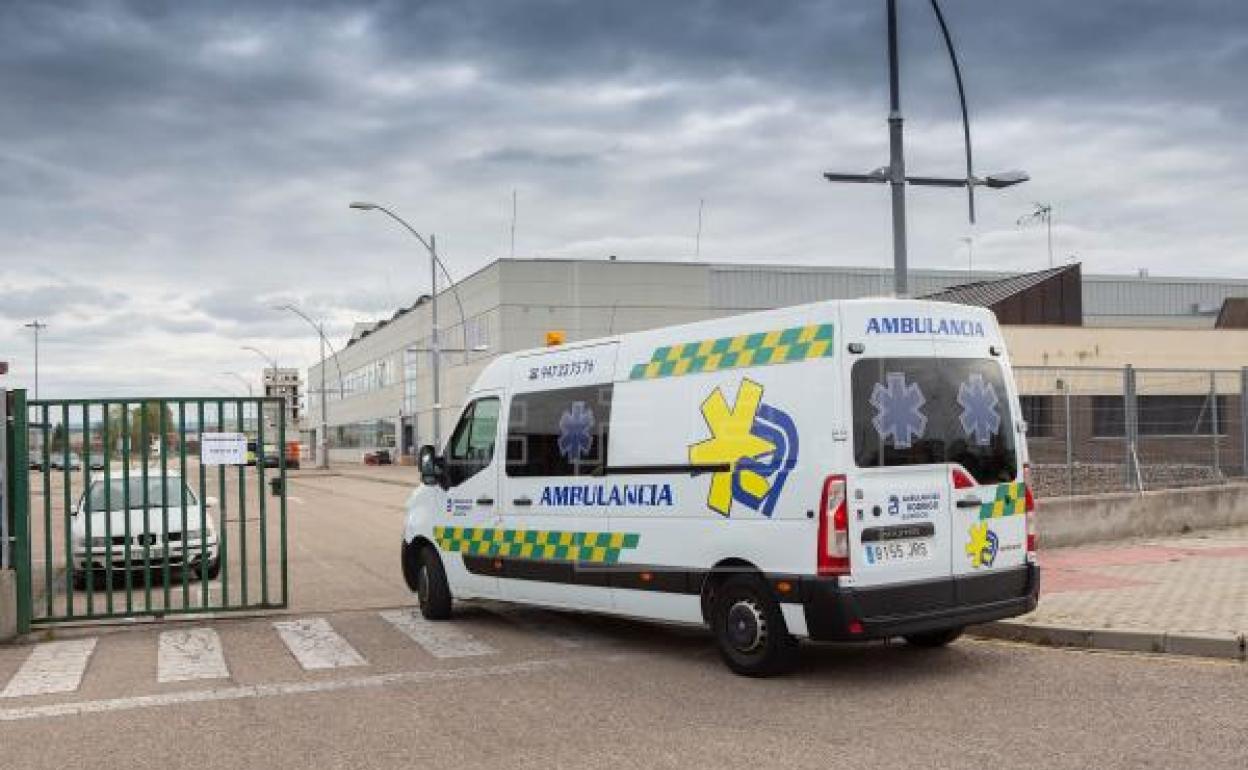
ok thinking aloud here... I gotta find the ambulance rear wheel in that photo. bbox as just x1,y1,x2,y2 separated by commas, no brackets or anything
416,545,452,621
710,575,798,677
904,626,964,648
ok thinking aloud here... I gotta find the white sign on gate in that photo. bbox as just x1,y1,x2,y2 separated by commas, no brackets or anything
200,432,248,466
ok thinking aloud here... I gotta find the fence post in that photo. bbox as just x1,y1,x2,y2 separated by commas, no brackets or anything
1210,371,1222,480
1123,365,1142,491
1241,367,1248,480
10,390,31,635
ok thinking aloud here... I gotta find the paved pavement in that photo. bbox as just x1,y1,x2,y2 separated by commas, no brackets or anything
5,471,1248,766
977,525,1248,659
2,602,1247,769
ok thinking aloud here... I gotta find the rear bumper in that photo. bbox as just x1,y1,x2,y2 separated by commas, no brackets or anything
797,564,1039,642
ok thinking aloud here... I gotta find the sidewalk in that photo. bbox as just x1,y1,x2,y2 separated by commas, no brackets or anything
974,525,1248,660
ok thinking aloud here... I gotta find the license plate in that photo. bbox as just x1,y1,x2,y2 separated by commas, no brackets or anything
864,539,930,565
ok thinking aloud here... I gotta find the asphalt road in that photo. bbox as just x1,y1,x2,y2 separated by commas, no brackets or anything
4,470,1245,768
1,610,1244,769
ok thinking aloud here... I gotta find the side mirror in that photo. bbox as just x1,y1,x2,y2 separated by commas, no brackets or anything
205,496,219,509
418,445,443,487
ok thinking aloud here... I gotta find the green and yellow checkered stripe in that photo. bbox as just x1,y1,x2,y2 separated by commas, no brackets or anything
434,526,640,565
629,323,835,380
979,482,1027,520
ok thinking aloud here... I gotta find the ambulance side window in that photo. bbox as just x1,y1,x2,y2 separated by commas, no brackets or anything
445,397,500,487
506,384,613,477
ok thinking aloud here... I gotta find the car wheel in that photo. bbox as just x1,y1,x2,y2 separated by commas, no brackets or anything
415,546,452,621
904,626,965,648
710,575,798,677
203,558,221,581
71,571,89,592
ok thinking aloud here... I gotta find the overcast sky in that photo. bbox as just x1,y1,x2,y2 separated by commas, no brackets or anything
2,0,1247,397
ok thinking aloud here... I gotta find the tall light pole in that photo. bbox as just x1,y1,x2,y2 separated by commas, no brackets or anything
24,320,47,400
961,236,974,279
823,0,1028,296
241,345,278,434
350,201,471,451
275,303,346,469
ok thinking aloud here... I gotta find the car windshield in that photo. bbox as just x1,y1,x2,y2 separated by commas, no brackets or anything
86,478,198,510
852,357,1018,484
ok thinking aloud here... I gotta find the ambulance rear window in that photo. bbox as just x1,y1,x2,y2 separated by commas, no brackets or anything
851,358,1018,484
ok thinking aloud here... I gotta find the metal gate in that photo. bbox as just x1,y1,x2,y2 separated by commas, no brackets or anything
4,390,288,631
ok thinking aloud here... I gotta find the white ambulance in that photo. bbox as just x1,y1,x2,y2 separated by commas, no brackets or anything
402,298,1038,676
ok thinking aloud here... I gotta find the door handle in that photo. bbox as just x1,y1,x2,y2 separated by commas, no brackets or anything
476,497,494,506
956,498,982,509
513,496,532,507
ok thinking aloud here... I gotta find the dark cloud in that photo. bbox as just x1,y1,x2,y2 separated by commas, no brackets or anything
1,0,1246,395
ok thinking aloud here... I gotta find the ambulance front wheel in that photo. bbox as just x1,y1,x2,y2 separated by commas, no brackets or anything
415,545,453,620
710,575,798,677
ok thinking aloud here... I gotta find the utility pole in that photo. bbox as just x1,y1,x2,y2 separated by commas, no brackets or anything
430,234,442,450
961,236,974,278
23,320,47,400
885,0,908,296
823,0,1028,297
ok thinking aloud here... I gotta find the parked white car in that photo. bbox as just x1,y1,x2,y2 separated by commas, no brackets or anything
71,472,220,589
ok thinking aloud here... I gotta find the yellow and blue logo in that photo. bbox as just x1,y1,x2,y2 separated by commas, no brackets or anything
688,378,798,518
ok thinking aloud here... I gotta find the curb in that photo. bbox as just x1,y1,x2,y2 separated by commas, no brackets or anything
970,620,1246,662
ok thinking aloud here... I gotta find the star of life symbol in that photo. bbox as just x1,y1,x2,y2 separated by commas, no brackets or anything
957,373,1001,446
870,372,927,449
557,401,595,461
689,379,799,518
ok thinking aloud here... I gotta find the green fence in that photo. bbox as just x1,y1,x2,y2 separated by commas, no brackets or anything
5,391,288,631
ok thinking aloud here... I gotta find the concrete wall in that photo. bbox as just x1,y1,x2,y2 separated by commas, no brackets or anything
1038,483,1248,548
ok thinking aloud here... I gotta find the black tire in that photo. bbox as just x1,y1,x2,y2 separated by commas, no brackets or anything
72,571,88,592
414,545,452,621
904,626,965,648
709,575,798,677
204,558,222,581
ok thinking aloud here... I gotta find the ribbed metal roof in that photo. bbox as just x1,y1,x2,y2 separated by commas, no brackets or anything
920,265,1076,307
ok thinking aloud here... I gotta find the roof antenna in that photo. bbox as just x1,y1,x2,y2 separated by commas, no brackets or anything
510,189,517,259
695,198,705,258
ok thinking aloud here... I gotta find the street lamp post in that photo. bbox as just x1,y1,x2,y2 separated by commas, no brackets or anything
275,304,346,470
350,201,472,451
24,320,47,400
823,0,1028,296
241,345,278,434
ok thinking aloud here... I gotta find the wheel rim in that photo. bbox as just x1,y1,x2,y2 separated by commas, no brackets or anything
417,564,430,606
725,599,767,654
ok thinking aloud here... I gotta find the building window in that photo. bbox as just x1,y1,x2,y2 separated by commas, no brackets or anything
329,420,396,449
1093,395,1230,437
1019,396,1053,438
506,384,613,477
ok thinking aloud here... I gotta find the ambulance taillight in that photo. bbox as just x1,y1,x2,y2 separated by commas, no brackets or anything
817,475,850,577
1023,463,1037,559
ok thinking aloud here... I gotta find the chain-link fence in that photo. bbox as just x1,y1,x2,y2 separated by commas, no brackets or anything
1016,366,1248,498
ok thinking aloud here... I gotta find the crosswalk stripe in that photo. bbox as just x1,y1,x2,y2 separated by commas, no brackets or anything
379,609,496,658
1,639,97,699
273,618,367,670
158,629,229,683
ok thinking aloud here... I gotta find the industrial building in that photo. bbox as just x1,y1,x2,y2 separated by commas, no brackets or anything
306,258,1248,464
